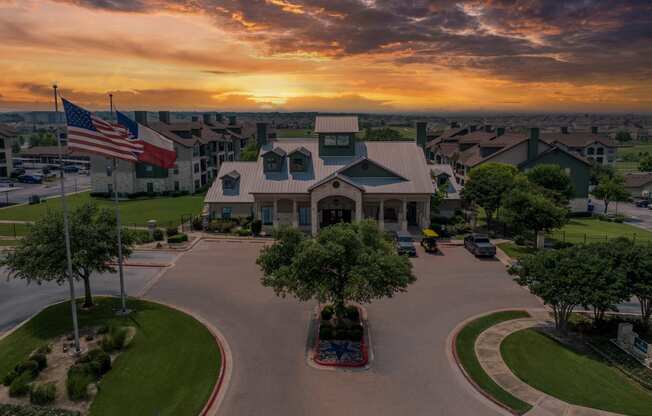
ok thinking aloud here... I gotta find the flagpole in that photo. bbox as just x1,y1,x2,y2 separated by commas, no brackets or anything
109,94,129,315
54,84,81,354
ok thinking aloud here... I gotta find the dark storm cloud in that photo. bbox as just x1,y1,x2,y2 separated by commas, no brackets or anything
53,0,652,84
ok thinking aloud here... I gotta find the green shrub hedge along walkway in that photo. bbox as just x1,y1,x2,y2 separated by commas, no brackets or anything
454,310,532,415
0,192,204,229
502,329,652,416
0,297,221,416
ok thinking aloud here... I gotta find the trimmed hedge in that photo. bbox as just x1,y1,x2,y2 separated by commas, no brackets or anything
167,233,188,244
100,326,128,353
0,404,80,416
30,383,56,405
9,371,32,397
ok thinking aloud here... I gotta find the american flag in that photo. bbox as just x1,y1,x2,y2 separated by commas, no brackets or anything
62,98,143,162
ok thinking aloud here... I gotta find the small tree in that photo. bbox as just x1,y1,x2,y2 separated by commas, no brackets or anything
638,154,652,172
1,203,134,307
615,130,632,143
502,179,568,248
461,163,518,231
622,243,652,330
525,164,574,205
257,221,416,318
510,247,592,332
593,174,629,214
240,142,259,161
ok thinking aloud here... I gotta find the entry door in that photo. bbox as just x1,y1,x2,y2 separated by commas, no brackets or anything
407,202,418,226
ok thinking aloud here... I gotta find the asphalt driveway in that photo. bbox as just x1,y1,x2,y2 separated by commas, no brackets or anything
146,240,541,416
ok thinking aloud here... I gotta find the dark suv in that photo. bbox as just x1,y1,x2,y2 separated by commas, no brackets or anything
394,231,417,257
464,234,496,258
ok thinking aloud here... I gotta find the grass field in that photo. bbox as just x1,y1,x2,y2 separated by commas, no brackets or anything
0,297,221,416
275,128,317,138
0,192,204,228
455,310,532,414
616,142,652,174
496,242,537,260
551,217,652,243
502,329,652,416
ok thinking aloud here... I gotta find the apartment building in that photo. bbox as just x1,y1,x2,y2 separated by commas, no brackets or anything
0,124,15,178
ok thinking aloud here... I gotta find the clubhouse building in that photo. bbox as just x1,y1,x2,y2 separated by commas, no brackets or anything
205,116,435,235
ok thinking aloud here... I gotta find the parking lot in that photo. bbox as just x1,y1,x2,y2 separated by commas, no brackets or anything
1,173,90,205
145,239,541,416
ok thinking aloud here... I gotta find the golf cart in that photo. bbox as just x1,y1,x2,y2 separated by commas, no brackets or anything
420,228,439,253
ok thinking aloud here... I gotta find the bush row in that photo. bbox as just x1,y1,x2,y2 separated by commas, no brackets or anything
90,190,190,199
67,348,112,401
167,233,188,244
0,403,80,416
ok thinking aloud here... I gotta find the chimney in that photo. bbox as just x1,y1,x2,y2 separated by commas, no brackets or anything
560,126,568,134
159,111,171,124
470,125,477,132
591,126,598,134
416,121,427,151
484,124,492,132
257,122,268,147
496,127,505,137
528,127,539,162
134,111,148,125
203,113,213,124
229,115,237,126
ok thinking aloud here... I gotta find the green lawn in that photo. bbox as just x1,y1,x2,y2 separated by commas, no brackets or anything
497,242,537,260
455,310,532,414
0,297,221,416
551,217,652,244
0,192,204,228
616,143,652,174
275,128,317,138
502,329,652,416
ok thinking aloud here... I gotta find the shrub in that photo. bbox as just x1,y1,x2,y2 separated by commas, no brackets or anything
344,306,360,322
127,229,153,244
35,344,52,355
2,369,18,386
191,216,204,231
79,349,111,377
96,325,109,335
167,233,188,244
15,360,40,379
66,365,93,401
29,353,47,371
166,227,179,237
100,326,128,353
346,324,364,341
152,228,164,241
236,228,251,237
320,305,334,321
319,323,334,340
30,383,56,405
9,372,31,397
251,219,262,236
207,220,235,233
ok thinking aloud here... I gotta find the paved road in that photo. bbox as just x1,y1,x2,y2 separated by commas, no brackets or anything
0,250,177,333
2,173,90,205
591,199,652,232
146,240,542,416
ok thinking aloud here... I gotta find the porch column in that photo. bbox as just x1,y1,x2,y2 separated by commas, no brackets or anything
401,199,408,232
292,199,298,228
272,198,278,226
422,200,430,228
252,201,259,220
311,197,318,236
378,200,384,230
355,195,363,222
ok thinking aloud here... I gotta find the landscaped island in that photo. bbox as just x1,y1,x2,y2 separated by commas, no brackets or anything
0,298,221,416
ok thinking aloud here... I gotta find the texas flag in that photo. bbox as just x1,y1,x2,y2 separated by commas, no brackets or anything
117,111,177,169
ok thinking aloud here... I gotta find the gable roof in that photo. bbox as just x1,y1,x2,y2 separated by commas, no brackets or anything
541,132,617,148
519,145,591,169
219,170,241,180
339,157,409,181
261,147,287,157
624,173,652,188
205,162,257,203
288,146,311,157
314,116,359,133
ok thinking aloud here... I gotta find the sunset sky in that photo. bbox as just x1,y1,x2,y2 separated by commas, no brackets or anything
1,0,651,113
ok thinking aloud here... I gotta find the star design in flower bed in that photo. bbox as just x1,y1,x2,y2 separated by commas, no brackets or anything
318,340,363,364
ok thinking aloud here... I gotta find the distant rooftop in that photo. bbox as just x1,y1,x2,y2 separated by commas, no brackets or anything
314,116,359,133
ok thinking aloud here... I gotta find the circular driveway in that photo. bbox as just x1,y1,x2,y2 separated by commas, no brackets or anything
145,240,541,416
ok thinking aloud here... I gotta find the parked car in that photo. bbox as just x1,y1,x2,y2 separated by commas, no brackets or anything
10,169,25,179
17,174,43,184
635,199,650,208
394,231,417,257
0,179,14,187
64,165,79,173
464,234,496,257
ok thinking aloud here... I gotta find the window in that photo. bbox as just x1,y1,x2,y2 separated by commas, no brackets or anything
265,157,279,171
596,147,604,155
194,179,200,189
228,154,234,161
227,142,233,152
173,164,179,175
384,207,398,221
107,184,113,194
193,145,200,157
324,135,337,146
290,157,305,172
262,207,273,225
336,135,350,146
240,139,247,149
146,165,153,172
223,178,234,189
146,182,154,193
194,164,200,173
106,165,112,176
597,157,604,164
587,147,595,155
299,207,310,225
174,181,179,191
222,207,232,219
219,142,225,152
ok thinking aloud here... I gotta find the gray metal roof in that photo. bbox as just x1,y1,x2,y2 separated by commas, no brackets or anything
205,139,434,203
314,116,359,133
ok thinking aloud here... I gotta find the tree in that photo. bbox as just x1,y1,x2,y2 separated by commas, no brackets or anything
510,247,593,332
502,177,568,248
525,164,574,205
1,203,134,307
257,221,416,318
590,163,615,186
461,163,518,231
638,154,652,172
615,130,632,143
240,142,259,161
364,127,403,141
579,241,629,323
622,243,652,329
593,174,629,213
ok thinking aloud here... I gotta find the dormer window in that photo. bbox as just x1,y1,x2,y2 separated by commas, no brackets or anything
220,170,240,190
266,157,279,171
291,157,305,171
262,147,286,172
223,178,235,189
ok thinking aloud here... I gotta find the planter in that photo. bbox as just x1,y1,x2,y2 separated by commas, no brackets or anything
313,305,369,367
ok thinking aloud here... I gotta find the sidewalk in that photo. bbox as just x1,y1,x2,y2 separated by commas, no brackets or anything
475,311,624,416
